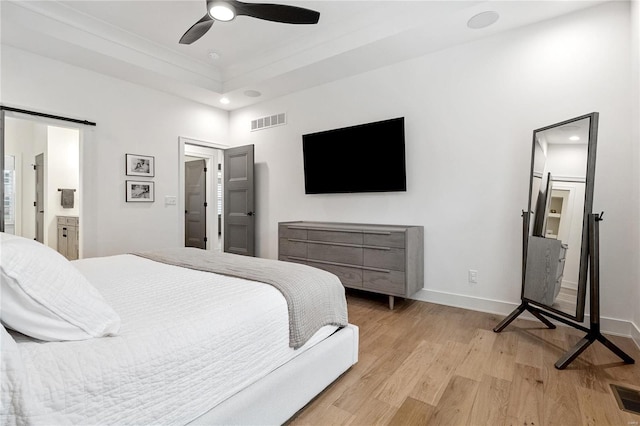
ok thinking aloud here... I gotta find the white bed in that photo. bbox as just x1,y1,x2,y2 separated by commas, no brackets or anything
0,238,358,425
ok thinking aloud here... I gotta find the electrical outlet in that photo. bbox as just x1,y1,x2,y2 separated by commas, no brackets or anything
468,269,478,285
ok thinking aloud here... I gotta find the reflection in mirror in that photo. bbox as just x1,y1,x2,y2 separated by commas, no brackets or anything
524,116,592,320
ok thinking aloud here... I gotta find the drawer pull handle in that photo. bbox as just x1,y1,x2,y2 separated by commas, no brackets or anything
289,239,394,251
301,257,391,274
361,266,391,273
287,238,308,243
304,240,363,248
364,245,391,251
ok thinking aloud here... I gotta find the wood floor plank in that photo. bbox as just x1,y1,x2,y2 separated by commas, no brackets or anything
387,397,434,426
505,363,544,426
305,351,380,409
468,374,511,426
408,340,468,406
374,339,442,407
424,375,479,425
332,347,411,414
455,329,498,381
515,329,545,368
289,403,354,426
575,386,628,426
488,332,518,381
345,397,396,426
540,354,582,426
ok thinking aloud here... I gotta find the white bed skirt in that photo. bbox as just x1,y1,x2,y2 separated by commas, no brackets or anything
188,324,359,425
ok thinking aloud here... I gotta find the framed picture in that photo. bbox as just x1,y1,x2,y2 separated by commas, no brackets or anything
126,180,154,202
126,154,154,177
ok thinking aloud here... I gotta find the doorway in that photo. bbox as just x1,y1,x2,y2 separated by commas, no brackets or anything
181,139,224,251
178,138,255,256
3,115,82,255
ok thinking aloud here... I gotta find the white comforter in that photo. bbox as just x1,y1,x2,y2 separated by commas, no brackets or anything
1,254,336,425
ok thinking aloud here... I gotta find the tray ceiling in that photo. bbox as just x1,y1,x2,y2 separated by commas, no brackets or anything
1,0,604,110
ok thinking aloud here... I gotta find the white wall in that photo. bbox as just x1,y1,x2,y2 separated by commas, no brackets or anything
1,46,229,257
46,126,80,249
229,2,637,326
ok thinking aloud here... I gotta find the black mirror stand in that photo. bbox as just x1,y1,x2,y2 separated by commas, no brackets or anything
494,212,635,369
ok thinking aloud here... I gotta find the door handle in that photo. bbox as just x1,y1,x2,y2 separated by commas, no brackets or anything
247,211,255,216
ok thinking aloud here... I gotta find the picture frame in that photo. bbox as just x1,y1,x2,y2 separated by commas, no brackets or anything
126,154,155,177
126,180,154,202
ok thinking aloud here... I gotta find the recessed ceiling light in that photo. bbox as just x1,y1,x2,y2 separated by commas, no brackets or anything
210,3,235,21
208,51,220,61
569,135,581,141
220,97,230,105
467,11,499,29
244,90,262,98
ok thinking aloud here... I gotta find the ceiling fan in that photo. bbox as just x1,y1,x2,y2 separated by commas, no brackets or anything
179,0,321,45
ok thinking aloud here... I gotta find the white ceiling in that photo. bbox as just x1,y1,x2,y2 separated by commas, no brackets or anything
1,0,605,110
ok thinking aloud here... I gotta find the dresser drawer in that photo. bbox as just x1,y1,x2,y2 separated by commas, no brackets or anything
363,270,405,296
308,242,362,265
308,229,363,245
306,261,363,288
364,231,405,248
279,226,307,240
364,247,405,271
57,216,79,226
279,238,307,257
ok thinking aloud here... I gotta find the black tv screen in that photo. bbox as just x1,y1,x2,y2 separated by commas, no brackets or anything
302,117,406,194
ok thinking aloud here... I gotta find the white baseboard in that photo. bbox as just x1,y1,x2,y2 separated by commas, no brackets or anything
411,289,640,349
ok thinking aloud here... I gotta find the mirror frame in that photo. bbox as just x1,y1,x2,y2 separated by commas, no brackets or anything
522,112,599,322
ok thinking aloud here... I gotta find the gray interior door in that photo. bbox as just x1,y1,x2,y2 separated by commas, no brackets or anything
223,145,255,256
185,159,207,249
35,153,44,243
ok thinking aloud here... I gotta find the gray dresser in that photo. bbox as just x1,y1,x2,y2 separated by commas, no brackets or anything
278,221,424,309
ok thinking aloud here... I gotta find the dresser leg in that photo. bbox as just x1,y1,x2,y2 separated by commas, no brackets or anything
388,296,395,310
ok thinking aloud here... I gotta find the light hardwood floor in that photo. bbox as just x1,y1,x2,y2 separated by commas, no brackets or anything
289,291,640,426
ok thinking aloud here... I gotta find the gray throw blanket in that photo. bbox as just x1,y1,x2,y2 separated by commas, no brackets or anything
134,248,348,349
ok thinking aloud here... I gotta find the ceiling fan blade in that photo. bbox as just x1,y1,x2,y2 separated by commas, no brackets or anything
179,14,214,45
233,1,320,24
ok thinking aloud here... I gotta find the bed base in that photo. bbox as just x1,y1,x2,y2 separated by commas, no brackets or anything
187,324,359,425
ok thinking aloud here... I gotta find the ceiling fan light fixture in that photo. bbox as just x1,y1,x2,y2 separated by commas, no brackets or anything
180,0,320,45
210,3,236,21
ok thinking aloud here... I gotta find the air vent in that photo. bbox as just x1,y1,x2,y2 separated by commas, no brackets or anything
611,384,640,414
251,113,286,132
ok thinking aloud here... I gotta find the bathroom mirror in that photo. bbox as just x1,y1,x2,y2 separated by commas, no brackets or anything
522,113,598,321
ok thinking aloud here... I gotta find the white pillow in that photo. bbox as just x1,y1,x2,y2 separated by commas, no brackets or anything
0,233,120,341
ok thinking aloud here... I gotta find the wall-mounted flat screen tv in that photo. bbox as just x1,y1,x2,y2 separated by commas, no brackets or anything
302,117,406,194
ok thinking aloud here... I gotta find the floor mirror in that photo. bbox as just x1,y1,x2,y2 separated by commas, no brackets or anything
494,112,635,369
